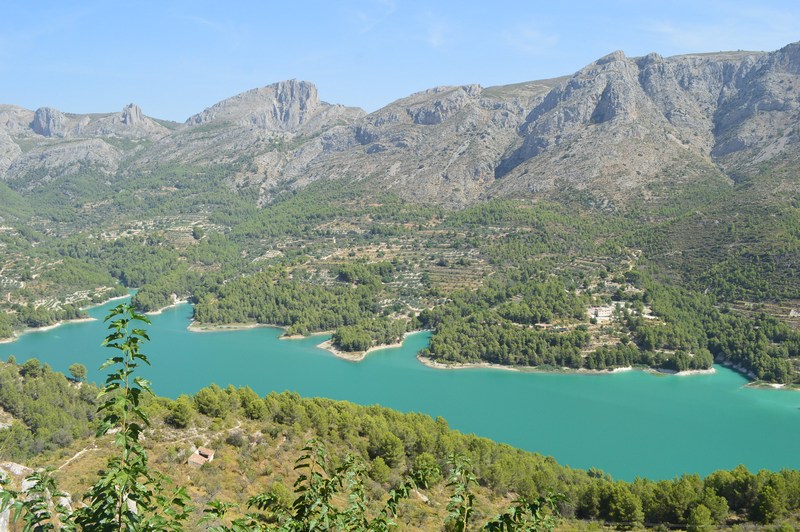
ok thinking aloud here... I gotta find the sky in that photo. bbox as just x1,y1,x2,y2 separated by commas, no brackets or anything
1,0,798,122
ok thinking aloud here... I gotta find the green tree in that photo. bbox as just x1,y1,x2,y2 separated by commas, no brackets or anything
20,358,43,378
68,362,87,382
194,384,229,418
699,487,728,524
166,394,194,428
237,386,266,420
370,456,391,483
605,482,644,530
751,483,788,524
687,504,713,531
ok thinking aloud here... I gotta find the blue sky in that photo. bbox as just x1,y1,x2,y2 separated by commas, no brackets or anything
1,0,798,121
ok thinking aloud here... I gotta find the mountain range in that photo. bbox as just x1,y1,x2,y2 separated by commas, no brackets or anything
1,41,799,209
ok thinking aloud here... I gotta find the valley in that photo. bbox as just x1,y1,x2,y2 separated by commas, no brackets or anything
1,39,800,529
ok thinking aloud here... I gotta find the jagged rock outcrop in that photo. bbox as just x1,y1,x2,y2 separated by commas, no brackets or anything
244,42,799,206
0,105,35,134
129,80,364,170
31,107,67,137
77,103,170,138
488,45,800,203
0,103,169,185
122,103,143,125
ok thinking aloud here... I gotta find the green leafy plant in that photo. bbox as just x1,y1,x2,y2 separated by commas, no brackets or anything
74,304,190,530
484,492,564,531
0,468,73,531
445,452,476,532
202,438,434,531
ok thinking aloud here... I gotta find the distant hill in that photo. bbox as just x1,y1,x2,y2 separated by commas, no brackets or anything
2,42,799,209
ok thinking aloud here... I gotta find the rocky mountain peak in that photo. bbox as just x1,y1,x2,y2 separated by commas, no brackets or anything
121,103,144,126
31,107,66,137
767,41,800,74
186,79,338,132
596,50,627,65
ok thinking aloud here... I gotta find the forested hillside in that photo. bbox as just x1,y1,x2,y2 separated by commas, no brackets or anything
1,174,799,383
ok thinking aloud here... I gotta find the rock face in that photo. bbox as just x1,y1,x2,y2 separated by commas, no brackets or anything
186,80,362,134
0,103,170,185
121,103,143,126
253,80,558,206
128,80,365,171
238,42,800,206
1,42,800,206
31,107,67,137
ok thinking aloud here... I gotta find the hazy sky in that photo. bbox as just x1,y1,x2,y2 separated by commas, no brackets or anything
1,0,798,121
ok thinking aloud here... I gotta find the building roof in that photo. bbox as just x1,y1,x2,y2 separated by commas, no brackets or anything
187,453,207,467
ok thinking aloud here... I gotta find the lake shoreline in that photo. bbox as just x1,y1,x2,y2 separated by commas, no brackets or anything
415,356,717,377
316,337,405,362
187,321,283,333
0,316,102,345
146,299,189,316
186,320,414,361
0,291,135,345
81,293,131,311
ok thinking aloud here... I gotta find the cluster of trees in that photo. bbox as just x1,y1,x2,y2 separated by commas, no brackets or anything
332,316,408,352
0,303,86,336
14,303,85,328
414,260,797,380
0,314,12,338
0,357,97,460
335,261,396,286
496,279,590,324
575,463,800,528
421,312,590,367
193,269,399,339
621,274,800,382
35,257,125,297
58,234,184,289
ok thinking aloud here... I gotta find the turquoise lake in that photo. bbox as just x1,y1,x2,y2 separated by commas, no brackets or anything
2,297,799,481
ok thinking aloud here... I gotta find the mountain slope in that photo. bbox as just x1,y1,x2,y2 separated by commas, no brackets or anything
0,43,798,209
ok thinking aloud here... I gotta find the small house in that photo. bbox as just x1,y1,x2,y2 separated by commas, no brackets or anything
187,446,215,468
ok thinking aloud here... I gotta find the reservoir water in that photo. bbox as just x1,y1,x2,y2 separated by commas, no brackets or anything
2,297,799,481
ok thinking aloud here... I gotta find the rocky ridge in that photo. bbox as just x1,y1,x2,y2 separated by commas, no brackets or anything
1,42,799,207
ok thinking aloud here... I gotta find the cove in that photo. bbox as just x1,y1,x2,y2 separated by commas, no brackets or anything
2,297,799,482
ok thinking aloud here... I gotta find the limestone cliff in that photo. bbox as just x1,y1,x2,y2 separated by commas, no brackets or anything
1,42,799,207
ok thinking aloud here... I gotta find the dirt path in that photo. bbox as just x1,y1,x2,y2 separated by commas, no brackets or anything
58,445,98,471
